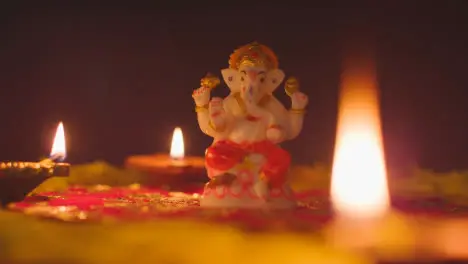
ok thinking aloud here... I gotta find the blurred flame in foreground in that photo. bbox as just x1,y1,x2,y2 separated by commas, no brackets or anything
50,122,66,160
170,127,185,159
331,56,390,219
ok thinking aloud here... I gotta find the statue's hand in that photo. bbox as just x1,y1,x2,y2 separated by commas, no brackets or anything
291,92,308,109
192,86,211,106
209,97,227,130
266,125,285,144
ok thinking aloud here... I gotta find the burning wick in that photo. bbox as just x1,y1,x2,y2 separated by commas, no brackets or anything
330,56,389,219
326,50,396,254
0,121,69,183
40,122,67,165
170,127,185,162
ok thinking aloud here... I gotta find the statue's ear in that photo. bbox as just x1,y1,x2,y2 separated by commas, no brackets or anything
265,69,285,93
221,68,241,93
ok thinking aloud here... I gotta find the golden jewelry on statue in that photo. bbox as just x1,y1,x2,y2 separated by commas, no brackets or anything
208,120,226,132
228,42,279,70
285,76,299,96
289,108,306,115
200,73,220,90
195,104,209,113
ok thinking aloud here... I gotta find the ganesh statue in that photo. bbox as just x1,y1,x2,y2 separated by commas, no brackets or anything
192,42,308,208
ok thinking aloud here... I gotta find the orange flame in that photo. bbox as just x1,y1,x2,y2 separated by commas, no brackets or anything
170,127,184,159
331,56,390,219
50,122,66,160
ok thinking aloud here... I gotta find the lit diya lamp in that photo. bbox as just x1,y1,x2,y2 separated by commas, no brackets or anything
324,45,468,262
0,122,70,206
125,127,206,189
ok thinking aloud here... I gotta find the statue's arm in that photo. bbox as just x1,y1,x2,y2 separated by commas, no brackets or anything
195,105,217,138
286,92,308,140
193,86,217,138
264,98,291,144
195,95,236,139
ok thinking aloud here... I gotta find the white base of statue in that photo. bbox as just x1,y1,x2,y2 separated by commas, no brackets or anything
201,154,296,209
200,184,297,209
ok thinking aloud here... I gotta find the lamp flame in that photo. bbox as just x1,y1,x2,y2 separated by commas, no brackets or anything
50,122,66,161
170,127,184,159
331,57,390,219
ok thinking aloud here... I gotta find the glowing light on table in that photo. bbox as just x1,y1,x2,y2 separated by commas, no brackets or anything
170,127,184,160
124,126,205,184
331,56,390,219
50,122,66,161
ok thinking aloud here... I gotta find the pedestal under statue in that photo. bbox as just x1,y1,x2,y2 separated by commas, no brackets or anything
192,42,308,208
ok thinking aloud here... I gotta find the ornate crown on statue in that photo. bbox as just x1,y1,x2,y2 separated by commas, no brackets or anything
228,42,279,70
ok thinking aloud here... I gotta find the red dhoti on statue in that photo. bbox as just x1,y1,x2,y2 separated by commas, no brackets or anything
205,140,291,186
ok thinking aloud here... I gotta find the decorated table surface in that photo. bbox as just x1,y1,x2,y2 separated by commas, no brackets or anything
8,172,468,225
1,162,468,264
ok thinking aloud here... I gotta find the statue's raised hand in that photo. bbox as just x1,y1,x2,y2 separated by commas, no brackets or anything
209,97,226,131
291,91,308,110
192,86,211,107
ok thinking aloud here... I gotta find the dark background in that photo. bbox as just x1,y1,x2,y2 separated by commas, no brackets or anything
0,3,467,171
